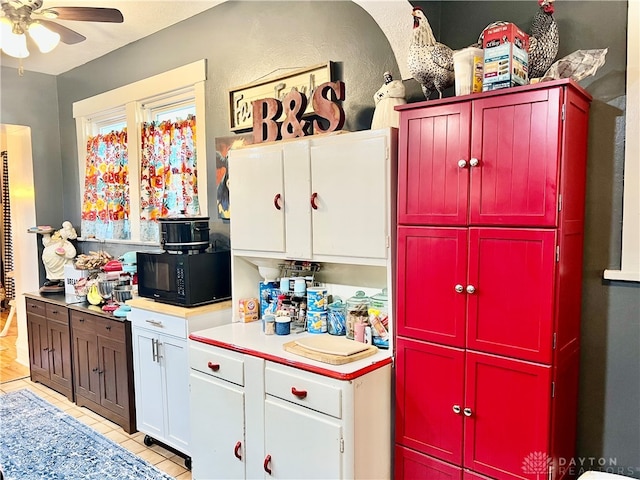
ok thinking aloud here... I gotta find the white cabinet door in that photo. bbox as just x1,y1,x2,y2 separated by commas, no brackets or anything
161,336,190,454
229,145,286,253
310,135,388,259
190,371,246,480
132,327,164,439
264,396,342,479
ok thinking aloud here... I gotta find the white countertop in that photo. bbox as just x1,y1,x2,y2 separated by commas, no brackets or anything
189,321,393,380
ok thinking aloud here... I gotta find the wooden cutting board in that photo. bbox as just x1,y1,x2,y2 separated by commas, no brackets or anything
283,335,377,365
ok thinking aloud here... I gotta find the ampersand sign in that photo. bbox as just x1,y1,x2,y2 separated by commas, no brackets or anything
281,88,309,139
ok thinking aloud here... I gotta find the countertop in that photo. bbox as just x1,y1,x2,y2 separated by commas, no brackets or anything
189,321,393,381
25,292,233,322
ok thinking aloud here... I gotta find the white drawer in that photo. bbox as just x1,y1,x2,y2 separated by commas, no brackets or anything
265,362,343,418
128,307,187,338
189,343,245,387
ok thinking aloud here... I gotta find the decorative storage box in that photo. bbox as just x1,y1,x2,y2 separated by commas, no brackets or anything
482,22,529,91
64,263,91,301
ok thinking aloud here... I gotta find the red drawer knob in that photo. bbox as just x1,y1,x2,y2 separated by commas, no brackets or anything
207,361,220,371
310,192,318,210
234,441,242,460
273,193,282,210
264,454,272,475
291,387,307,399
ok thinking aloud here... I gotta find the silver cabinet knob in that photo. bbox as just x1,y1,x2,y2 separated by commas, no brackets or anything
455,284,464,293
469,158,479,167
466,285,476,294
463,407,472,417
452,405,461,414
458,159,467,168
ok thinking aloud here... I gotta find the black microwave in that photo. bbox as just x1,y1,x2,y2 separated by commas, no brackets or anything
137,250,231,307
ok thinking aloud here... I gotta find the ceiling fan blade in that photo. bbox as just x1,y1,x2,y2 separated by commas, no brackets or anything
38,19,85,44
40,7,124,23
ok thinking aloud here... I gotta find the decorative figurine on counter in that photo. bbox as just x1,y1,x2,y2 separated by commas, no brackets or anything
40,221,78,293
371,71,406,129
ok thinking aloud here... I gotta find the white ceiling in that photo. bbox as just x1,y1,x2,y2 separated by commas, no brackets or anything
0,0,412,78
0,0,224,75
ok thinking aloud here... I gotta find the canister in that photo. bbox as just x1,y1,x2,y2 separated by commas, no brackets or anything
369,288,389,348
275,316,291,335
264,315,275,335
346,291,370,340
327,298,346,336
306,311,328,334
307,286,328,312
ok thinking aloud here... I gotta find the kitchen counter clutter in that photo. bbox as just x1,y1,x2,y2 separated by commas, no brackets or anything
188,321,392,479
189,321,391,380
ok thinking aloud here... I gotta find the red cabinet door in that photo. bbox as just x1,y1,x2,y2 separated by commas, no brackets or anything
466,228,557,363
395,337,465,465
395,446,462,480
398,103,471,226
470,88,562,227
464,351,552,480
397,226,467,346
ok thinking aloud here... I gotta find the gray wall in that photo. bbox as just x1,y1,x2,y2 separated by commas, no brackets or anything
1,0,637,476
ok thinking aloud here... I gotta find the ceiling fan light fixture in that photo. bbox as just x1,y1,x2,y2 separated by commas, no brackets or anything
29,21,60,53
0,19,29,59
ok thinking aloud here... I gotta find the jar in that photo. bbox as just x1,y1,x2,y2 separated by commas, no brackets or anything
327,298,346,336
369,288,389,348
345,291,370,340
275,316,291,335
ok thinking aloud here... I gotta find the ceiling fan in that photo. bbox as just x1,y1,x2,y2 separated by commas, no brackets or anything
0,0,123,58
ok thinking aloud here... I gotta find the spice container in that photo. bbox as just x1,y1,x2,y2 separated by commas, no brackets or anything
264,315,276,335
346,291,370,340
275,316,291,335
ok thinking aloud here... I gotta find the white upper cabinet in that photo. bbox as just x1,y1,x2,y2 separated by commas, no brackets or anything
228,129,396,266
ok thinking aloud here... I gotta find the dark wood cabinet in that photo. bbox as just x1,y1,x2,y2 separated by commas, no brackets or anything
395,80,591,480
25,298,73,401
70,309,136,433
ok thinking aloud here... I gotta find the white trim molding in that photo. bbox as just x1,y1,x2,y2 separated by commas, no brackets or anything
604,0,640,282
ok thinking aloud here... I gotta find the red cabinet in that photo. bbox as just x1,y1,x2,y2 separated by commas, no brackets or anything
395,80,591,480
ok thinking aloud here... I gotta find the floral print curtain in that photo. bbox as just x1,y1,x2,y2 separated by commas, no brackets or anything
140,116,200,242
81,130,130,240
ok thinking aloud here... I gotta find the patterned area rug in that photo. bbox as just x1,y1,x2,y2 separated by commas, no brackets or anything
0,389,174,479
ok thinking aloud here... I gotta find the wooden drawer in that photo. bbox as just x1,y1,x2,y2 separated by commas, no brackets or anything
128,307,186,339
25,298,46,316
95,317,126,341
70,310,97,331
265,362,343,418
46,303,68,323
189,343,244,386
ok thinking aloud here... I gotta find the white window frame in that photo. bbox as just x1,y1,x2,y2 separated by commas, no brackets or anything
73,60,208,244
604,1,639,282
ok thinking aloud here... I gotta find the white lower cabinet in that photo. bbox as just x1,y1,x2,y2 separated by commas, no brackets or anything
189,340,391,480
128,299,232,467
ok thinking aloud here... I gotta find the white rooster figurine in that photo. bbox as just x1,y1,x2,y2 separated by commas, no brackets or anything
408,6,455,100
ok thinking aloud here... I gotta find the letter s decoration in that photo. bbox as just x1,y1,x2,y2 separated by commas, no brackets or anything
311,81,346,134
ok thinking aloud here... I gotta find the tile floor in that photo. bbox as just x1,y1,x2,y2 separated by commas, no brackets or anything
0,308,191,480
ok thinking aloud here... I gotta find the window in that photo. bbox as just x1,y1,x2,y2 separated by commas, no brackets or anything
73,60,208,243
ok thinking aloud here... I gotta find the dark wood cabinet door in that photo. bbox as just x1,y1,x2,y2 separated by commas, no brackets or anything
396,226,467,347
395,337,465,465
466,228,556,363
464,351,551,480
47,320,73,391
27,312,49,377
398,103,471,226
72,328,100,404
97,334,130,418
470,88,562,227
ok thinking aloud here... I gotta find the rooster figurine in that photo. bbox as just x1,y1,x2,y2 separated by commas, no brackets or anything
408,7,455,100
528,0,559,79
